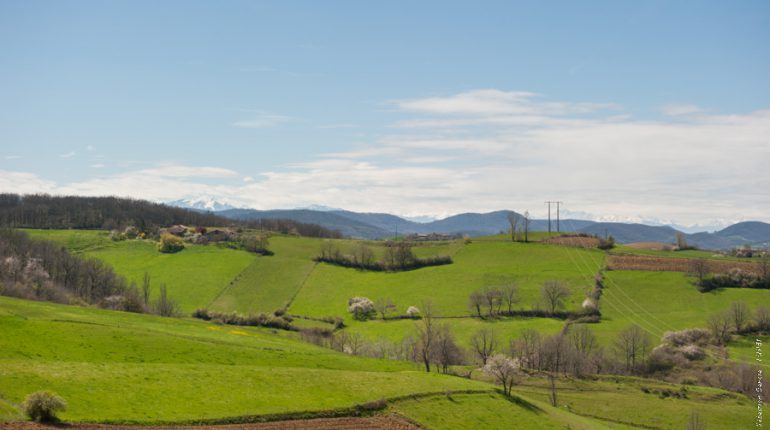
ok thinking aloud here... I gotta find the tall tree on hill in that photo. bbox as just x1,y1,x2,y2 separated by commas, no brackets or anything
523,211,531,242
507,212,519,242
416,301,436,372
540,280,571,314
470,328,498,365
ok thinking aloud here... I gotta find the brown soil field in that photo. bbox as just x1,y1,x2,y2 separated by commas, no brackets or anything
625,242,676,250
607,254,758,274
0,416,422,430
542,236,600,248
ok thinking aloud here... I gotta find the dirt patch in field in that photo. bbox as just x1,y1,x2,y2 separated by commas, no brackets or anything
625,242,676,251
542,235,600,248
607,254,757,274
0,417,422,430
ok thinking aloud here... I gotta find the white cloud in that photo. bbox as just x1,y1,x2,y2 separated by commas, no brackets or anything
232,112,292,129
395,89,618,116
90,164,105,168
662,104,704,116
1,90,768,226
4,155,22,160
60,151,76,159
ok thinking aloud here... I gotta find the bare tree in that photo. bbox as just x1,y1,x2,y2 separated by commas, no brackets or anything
468,290,485,317
513,328,542,370
352,243,375,267
707,311,732,345
433,324,464,373
500,283,520,314
728,301,749,333
483,287,502,317
756,306,770,331
154,283,178,317
676,232,689,250
507,212,519,242
416,301,436,372
613,325,651,373
541,280,571,314
470,328,498,365
141,271,151,305
522,211,531,242
569,324,596,355
483,354,519,396
374,297,396,320
758,254,770,285
690,258,709,284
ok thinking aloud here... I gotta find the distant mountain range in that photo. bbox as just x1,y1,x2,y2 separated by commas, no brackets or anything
166,200,770,250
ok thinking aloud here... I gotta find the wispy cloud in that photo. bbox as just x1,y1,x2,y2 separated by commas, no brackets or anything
60,151,76,159
2,90,769,225
232,111,292,129
90,163,105,168
4,155,22,160
661,103,705,116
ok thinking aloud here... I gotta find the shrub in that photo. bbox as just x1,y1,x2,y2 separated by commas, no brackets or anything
23,391,67,422
662,328,711,347
597,235,615,250
157,233,185,253
406,306,421,318
348,297,375,320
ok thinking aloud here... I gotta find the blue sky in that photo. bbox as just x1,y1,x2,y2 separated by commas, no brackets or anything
1,0,769,227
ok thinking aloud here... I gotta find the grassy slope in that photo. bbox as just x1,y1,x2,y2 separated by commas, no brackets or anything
0,297,489,423
391,392,615,430
25,229,255,313
595,270,770,345
516,376,758,430
291,241,604,319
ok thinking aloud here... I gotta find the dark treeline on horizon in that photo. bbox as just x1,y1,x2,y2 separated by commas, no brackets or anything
0,194,342,238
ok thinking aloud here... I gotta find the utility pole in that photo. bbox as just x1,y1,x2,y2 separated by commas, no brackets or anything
545,201,563,234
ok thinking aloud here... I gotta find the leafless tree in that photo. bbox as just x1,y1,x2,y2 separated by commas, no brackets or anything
141,271,151,305
515,328,542,370
483,287,503,317
690,258,709,284
154,283,178,317
541,280,571,314
433,324,464,373
523,211,531,242
758,254,770,284
569,324,596,355
707,311,732,345
470,328,498,365
374,297,396,320
352,243,375,267
507,212,519,242
728,301,749,333
416,301,436,372
756,306,770,331
613,325,651,373
500,283,520,314
468,290,484,317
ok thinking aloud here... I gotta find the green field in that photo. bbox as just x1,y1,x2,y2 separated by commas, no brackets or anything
516,376,759,430
5,228,769,428
0,296,489,422
596,270,770,345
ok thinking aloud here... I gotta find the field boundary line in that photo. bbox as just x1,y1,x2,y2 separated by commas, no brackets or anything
284,261,319,310
206,257,260,309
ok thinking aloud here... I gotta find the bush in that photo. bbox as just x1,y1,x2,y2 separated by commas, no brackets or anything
662,328,711,347
597,235,615,250
23,391,67,422
348,297,375,320
157,233,185,253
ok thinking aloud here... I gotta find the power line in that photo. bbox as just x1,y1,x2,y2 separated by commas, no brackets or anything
545,201,563,233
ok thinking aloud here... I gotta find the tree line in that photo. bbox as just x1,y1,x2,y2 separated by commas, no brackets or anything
0,194,342,239
316,241,452,271
0,229,178,316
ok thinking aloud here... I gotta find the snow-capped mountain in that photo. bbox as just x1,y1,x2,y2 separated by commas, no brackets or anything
166,197,237,212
